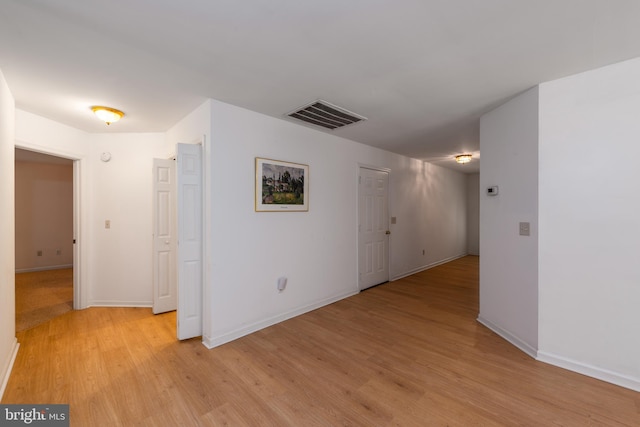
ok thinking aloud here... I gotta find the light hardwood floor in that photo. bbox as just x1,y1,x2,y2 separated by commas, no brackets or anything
15,268,73,332
3,256,639,426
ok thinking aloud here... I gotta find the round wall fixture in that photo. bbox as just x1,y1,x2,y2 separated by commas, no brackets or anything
100,152,112,162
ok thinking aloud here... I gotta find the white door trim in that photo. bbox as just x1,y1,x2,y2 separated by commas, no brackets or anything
200,135,212,344
72,158,82,309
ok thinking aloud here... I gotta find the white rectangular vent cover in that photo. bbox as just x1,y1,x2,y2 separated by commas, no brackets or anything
287,100,367,130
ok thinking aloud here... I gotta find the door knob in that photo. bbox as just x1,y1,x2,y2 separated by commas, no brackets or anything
165,240,170,244
385,230,391,235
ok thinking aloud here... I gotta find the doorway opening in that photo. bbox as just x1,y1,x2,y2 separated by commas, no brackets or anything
14,148,75,332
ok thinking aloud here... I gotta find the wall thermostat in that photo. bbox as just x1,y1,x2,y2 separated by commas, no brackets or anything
487,186,499,196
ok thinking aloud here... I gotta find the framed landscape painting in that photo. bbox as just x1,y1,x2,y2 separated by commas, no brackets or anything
255,157,309,212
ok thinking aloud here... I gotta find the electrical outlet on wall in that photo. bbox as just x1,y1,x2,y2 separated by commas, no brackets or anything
277,277,287,292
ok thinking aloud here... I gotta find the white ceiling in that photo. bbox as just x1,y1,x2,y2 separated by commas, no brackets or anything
2,1,640,173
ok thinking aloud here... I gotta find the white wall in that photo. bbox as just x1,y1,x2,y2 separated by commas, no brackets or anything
479,86,539,357
0,70,17,399
205,100,468,347
165,100,211,152
538,58,640,390
466,173,480,256
387,159,468,277
15,161,73,271
90,133,167,306
15,111,167,307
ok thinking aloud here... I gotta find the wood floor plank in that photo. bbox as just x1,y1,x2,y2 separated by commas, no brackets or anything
3,256,639,426
15,268,73,332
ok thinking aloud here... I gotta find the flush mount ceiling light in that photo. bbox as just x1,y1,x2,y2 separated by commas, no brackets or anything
455,154,472,164
91,106,124,125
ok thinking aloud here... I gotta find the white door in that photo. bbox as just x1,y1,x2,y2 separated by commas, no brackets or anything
152,158,177,314
176,143,203,340
358,167,390,290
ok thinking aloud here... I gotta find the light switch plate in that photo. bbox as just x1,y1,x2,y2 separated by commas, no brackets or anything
519,222,530,236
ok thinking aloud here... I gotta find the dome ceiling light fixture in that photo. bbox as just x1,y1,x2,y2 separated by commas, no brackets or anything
91,106,124,125
455,154,472,164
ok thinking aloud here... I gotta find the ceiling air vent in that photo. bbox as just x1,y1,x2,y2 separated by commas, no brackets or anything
287,100,367,130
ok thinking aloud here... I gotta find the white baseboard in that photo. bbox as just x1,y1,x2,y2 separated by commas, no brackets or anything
391,253,468,281
89,301,152,308
478,316,640,392
202,254,471,349
203,290,359,349
15,264,73,273
537,351,640,392
476,316,538,359
0,338,20,401
203,254,471,348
